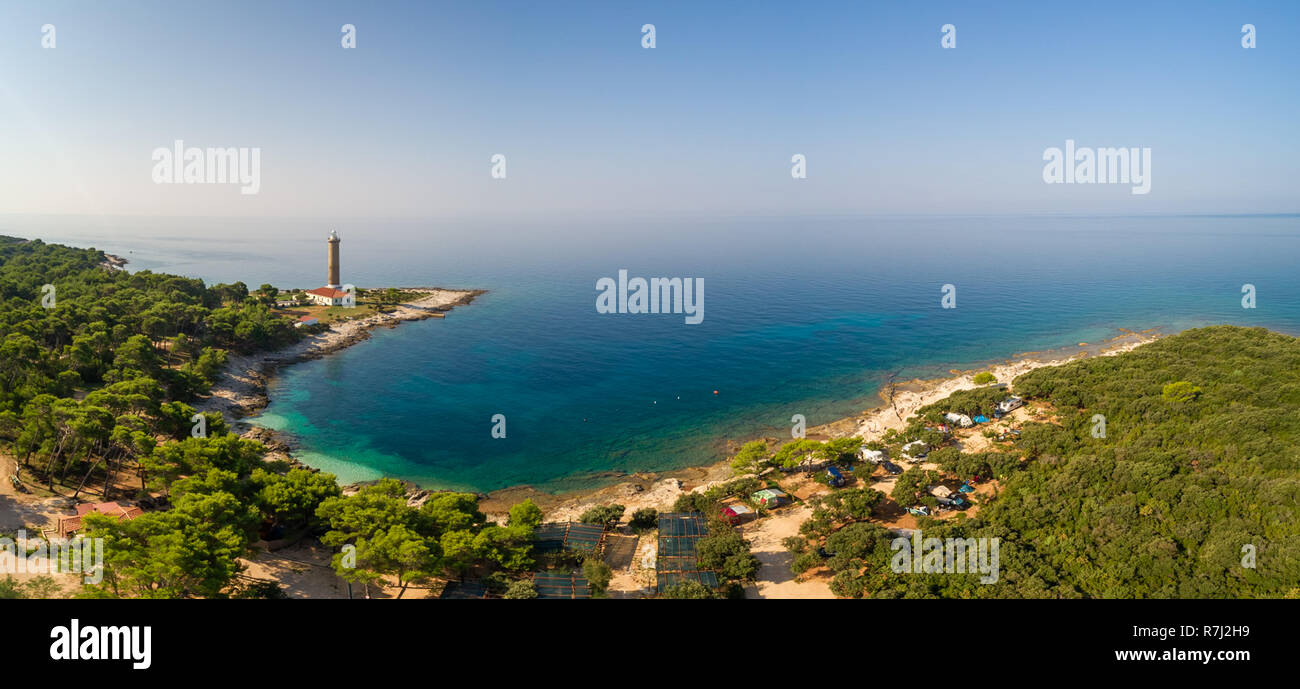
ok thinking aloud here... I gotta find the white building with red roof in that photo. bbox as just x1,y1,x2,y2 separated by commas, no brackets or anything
304,287,348,307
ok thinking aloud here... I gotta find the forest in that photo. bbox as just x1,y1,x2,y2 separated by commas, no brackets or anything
0,236,297,497
788,326,1300,598
0,237,539,597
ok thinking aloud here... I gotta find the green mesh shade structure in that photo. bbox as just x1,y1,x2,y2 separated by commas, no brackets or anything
656,570,721,594
439,580,490,599
657,512,710,537
656,512,709,556
533,522,607,554
532,571,592,599
655,513,721,595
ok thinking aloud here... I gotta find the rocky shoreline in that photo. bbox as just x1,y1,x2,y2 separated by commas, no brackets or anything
476,327,1166,521
102,235,1167,516
100,252,129,271
206,297,1163,519
195,288,485,492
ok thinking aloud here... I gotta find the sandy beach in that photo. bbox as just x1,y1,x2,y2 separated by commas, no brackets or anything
814,328,1162,443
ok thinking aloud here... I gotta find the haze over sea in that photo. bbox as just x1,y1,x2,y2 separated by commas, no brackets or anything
9,213,1300,493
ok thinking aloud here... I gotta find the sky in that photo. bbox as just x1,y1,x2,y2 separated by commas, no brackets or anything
0,0,1297,219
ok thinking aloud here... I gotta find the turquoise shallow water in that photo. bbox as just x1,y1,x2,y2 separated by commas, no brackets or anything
12,214,1300,492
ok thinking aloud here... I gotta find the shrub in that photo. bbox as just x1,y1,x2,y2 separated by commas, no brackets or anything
695,528,760,582
503,580,538,599
629,508,658,530
232,580,288,599
578,504,625,528
660,581,714,599
729,440,769,473
672,492,715,514
583,558,614,598
1162,380,1202,403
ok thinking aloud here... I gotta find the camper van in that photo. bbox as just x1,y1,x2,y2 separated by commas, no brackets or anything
998,397,1025,414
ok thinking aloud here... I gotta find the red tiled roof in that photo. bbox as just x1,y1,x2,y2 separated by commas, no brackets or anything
59,502,144,536
75,501,143,518
306,287,348,298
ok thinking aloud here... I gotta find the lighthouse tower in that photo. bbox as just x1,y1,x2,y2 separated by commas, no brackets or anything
327,230,341,288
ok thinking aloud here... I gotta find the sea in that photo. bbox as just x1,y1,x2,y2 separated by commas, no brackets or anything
7,213,1300,493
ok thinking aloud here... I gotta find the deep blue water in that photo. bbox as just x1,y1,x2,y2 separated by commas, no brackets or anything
9,214,1300,492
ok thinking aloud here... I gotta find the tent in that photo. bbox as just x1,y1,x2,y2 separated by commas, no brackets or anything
827,466,846,486
751,488,789,508
719,503,754,525
944,413,973,427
